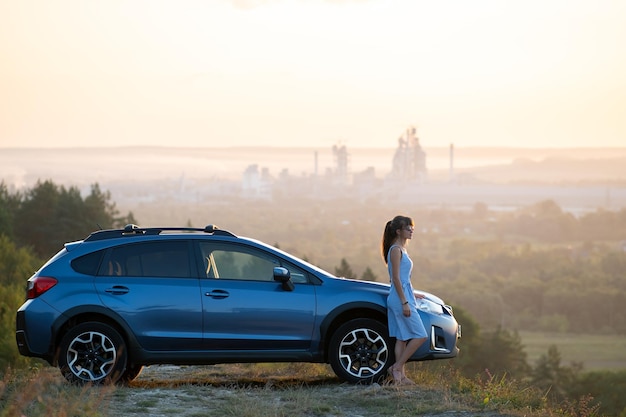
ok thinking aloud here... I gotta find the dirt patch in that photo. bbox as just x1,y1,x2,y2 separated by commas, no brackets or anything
103,365,518,417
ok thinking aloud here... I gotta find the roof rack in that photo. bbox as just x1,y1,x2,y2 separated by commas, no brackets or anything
84,224,235,242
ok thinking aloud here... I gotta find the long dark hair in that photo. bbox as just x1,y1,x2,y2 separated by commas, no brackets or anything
381,215,414,264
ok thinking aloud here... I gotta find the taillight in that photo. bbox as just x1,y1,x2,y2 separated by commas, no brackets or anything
27,276,58,299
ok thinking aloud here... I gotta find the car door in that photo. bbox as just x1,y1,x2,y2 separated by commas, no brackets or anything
94,240,204,350
197,241,316,351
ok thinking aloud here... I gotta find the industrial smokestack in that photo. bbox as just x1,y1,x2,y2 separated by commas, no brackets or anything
449,143,455,183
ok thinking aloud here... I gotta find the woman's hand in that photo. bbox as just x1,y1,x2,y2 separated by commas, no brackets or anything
402,303,411,317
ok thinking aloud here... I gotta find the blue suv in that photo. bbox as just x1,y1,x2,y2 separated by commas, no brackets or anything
16,225,459,385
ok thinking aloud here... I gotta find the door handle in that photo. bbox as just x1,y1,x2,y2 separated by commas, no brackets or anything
205,289,229,299
104,285,129,295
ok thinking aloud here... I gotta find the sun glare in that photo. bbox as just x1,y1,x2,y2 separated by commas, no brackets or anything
0,0,625,148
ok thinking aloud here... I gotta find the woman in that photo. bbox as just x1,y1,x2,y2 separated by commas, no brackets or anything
381,215,427,385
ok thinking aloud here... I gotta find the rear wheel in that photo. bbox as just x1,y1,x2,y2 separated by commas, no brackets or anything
328,318,393,384
58,322,127,385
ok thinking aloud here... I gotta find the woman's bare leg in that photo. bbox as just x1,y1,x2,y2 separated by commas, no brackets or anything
391,337,426,384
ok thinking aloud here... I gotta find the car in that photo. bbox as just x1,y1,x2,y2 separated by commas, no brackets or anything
16,224,460,385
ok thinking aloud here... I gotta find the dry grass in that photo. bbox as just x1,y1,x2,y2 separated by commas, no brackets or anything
1,363,560,417
108,363,465,417
0,366,113,417
105,363,555,417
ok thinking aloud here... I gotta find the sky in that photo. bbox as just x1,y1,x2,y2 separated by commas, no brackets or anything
1,0,625,149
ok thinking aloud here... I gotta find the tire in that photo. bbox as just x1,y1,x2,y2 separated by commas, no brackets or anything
120,363,144,384
58,322,127,385
328,318,393,384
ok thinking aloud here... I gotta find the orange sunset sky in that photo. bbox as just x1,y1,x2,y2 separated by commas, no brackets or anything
1,0,625,149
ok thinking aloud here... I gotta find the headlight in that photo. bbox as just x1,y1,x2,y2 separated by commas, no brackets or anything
416,298,444,315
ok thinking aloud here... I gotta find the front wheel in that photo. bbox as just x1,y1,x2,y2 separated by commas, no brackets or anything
58,322,127,385
328,318,393,384
120,363,144,384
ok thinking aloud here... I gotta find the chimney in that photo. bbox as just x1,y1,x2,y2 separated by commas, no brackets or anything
449,143,455,183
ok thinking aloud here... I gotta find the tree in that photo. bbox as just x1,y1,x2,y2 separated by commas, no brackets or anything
83,183,117,228
14,180,69,256
531,344,582,403
361,266,377,282
0,182,20,238
568,370,626,416
461,326,531,380
0,235,41,370
12,180,135,258
427,305,484,378
334,258,356,279
0,234,40,286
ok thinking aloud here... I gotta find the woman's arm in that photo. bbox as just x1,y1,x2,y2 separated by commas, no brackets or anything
390,247,411,317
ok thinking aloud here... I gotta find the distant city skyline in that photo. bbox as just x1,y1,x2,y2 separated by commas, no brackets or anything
1,0,625,149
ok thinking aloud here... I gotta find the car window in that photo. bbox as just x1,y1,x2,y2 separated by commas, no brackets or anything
99,241,192,278
71,250,105,275
212,248,277,281
198,242,309,283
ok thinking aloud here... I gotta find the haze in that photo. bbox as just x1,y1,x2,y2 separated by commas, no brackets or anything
1,0,625,149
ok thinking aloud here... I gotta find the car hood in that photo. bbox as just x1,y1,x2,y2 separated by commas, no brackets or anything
331,276,446,306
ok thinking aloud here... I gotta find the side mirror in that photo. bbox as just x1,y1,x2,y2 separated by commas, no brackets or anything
273,267,294,292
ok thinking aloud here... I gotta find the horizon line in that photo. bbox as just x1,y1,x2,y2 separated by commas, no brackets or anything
3,145,626,151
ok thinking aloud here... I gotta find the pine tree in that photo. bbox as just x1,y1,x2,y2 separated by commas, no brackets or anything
361,266,377,282
334,258,356,279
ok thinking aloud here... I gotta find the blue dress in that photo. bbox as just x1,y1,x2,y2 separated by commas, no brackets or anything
387,245,427,341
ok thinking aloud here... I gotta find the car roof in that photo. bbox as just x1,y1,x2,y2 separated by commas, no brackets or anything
70,224,336,281
83,224,235,242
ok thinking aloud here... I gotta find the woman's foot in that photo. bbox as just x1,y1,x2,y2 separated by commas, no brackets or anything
388,366,404,384
401,375,416,385
400,366,415,385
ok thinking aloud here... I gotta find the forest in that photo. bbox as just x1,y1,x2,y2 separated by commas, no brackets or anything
1,179,626,415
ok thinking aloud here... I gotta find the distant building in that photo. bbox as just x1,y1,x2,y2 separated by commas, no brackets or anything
331,144,350,185
240,127,429,200
388,126,427,182
242,164,272,199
